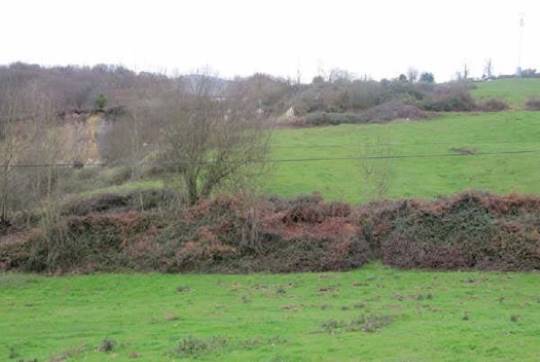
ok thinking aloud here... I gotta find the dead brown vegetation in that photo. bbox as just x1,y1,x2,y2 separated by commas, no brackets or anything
2,191,540,273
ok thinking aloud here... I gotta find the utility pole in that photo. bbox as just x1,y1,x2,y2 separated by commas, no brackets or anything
517,13,525,76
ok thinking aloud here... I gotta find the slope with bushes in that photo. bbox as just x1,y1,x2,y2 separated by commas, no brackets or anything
472,78,540,109
2,191,540,273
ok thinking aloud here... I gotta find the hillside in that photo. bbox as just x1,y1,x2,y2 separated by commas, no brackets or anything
471,78,540,109
72,110,540,203
268,111,540,202
73,110,540,204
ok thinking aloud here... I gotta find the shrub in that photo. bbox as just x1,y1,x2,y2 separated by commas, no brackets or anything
478,98,509,112
99,339,116,352
1,194,369,273
173,336,228,358
422,86,476,112
303,112,365,126
95,94,107,111
14,211,155,273
374,192,540,270
75,167,100,180
359,101,428,122
302,102,428,126
419,72,435,83
101,166,133,185
525,98,540,111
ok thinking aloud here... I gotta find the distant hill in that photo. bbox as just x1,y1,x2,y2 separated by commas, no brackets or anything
472,78,540,109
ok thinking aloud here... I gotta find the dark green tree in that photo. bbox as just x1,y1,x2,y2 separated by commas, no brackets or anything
95,93,107,111
419,72,435,83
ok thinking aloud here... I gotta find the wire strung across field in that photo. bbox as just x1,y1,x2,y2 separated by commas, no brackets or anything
7,148,540,168
272,140,540,148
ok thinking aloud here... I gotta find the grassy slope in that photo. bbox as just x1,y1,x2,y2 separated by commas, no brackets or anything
2,265,540,361
267,112,540,203
471,78,540,109
82,80,540,202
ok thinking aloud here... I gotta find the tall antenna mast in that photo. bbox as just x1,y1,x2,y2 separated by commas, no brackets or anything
518,13,525,76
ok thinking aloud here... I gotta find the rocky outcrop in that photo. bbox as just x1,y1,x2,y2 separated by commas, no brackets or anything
57,112,113,165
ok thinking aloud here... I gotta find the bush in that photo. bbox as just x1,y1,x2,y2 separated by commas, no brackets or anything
75,167,100,180
525,98,540,111
22,212,152,272
101,166,133,185
95,93,107,111
478,98,509,112
99,339,116,352
419,72,435,83
370,192,540,271
303,112,365,126
1,194,369,273
173,336,228,358
422,86,476,112
302,102,429,126
359,101,428,122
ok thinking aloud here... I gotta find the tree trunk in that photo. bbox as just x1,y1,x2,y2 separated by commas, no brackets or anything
185,174,199,206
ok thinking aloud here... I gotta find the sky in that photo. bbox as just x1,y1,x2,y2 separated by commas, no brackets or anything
1,0,539,82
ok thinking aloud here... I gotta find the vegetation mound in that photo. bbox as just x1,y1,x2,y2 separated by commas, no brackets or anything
301,101,430,126
2,192,540,273
359,192,540,270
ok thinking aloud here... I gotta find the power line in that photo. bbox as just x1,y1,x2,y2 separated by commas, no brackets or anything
272,141,540,149
266,149,540,162
7,149,540,169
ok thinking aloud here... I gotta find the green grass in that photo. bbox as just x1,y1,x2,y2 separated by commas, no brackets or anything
1,264,539,361
267,111,540,202
472,78,540,109
70,111,540,204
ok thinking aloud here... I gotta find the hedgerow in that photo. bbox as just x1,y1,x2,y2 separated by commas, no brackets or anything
1,192,539,273
359,192,540,270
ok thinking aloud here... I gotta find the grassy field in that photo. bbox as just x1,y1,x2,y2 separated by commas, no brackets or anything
4,82,540,362
267,111,540,202
471,78,540,109
1,264,539,361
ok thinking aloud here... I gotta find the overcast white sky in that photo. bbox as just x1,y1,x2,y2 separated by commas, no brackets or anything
1,0,539,81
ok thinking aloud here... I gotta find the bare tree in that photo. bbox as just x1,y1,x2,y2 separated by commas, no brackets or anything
407,67,419,83
483,59,493,79
159,73,270,205
328,68,355,83
0,119,18,227
0,79,31,226
455,63,470,81
0,76,59,227
462,63,470,80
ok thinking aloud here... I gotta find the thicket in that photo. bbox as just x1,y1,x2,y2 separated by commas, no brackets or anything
300,101,430,126
297,84,509,126
2,191,539,273
525,98,540,111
